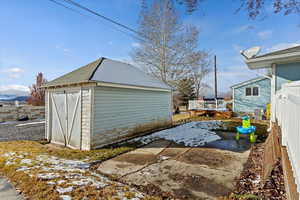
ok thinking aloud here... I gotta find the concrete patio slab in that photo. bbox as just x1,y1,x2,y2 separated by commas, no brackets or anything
0,177,23,200
98,140,171,177
97,138,250,199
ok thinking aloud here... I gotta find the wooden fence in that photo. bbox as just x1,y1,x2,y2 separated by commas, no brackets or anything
274,81,300,196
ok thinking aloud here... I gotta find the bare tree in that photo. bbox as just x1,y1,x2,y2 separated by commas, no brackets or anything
132,0,208,88
27,73,47,106
177,0,300,18
188,51,211,99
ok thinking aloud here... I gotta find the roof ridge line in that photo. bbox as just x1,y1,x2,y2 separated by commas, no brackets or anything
88,57,105,81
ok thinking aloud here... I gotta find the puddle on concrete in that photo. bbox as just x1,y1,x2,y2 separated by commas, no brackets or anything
205,131,251,152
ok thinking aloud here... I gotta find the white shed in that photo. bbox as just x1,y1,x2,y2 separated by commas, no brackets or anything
43,58,172,150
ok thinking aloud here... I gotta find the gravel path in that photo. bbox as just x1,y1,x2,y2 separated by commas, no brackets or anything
0,120,45,142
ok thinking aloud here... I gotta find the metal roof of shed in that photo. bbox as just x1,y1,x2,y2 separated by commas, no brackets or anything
43,57,171,90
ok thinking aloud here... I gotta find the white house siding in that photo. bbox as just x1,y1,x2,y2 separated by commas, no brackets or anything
91,86,172,148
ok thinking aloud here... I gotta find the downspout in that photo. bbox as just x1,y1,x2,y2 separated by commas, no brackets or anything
271,63,277,123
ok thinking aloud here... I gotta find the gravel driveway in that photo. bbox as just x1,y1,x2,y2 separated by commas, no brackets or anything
0,120,45,142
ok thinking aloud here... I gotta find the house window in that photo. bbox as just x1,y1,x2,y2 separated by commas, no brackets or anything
245,87,259,96
245,88,252,96
253,87,259,96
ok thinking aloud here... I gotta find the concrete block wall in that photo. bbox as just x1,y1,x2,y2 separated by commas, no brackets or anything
0,105,45,122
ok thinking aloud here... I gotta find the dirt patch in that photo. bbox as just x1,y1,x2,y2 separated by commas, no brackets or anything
229,143,286,200
177,148,234,167
113,153,158,165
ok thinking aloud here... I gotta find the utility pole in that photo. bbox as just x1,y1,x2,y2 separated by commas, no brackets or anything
214,55,217,99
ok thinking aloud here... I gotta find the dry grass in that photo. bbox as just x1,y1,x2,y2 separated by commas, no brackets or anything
172,113,190,122
0,141,150,200
0,140,135,162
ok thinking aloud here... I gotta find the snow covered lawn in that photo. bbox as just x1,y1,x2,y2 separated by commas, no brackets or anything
131,120,224,147
0,141,151,200
1,151,145,200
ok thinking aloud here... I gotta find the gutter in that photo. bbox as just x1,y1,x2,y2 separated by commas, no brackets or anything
245,51,300,69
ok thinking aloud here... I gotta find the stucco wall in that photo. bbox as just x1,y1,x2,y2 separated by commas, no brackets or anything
233,78,271,113
92,86,172,148
276,62,300,91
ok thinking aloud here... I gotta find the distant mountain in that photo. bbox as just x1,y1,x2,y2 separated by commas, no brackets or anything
0,95,28,102
0,89,29,96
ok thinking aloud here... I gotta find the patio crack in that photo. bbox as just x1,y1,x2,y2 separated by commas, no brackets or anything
118,141,194,179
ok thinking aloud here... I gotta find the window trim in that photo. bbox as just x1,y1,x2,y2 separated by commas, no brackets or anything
245,86,260,97
245,87,252,96
252,86,259,96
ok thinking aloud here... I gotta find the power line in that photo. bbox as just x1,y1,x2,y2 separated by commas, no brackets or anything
48,0,142,41
62,0,140,35
47,0,202,71
48,0,88,17
48,0,174,48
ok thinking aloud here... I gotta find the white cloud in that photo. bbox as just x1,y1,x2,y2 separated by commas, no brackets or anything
131,42,140,48
257,30,273,39
266,42,300,53
0,84,29,95
3,67,24,79
233,24,255,34
55,45,70,54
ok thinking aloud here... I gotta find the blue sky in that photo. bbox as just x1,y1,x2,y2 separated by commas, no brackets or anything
0,0,299,95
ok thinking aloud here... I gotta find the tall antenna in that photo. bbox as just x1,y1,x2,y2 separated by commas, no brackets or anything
214,55,218,99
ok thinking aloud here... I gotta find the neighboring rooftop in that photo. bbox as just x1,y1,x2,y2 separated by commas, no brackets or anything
43,58,171,90
231,76,270,89
255,45,300,59
243,45,300,69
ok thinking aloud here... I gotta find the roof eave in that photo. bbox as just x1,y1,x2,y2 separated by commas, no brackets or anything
42,80,98,89
245,51,300,69
231,76,269,89
96,81,172,92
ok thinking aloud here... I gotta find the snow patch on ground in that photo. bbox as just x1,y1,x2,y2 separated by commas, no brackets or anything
60,195,72,200
56,186,74,194
131,121,223,146
1,152,145,199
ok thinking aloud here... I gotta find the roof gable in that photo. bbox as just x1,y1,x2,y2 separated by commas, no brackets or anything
43,58,171,90
231,76,269,89
44,58,103,87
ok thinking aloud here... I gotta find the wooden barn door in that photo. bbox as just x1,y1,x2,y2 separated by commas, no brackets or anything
66,91,81,149
50,90,82,149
